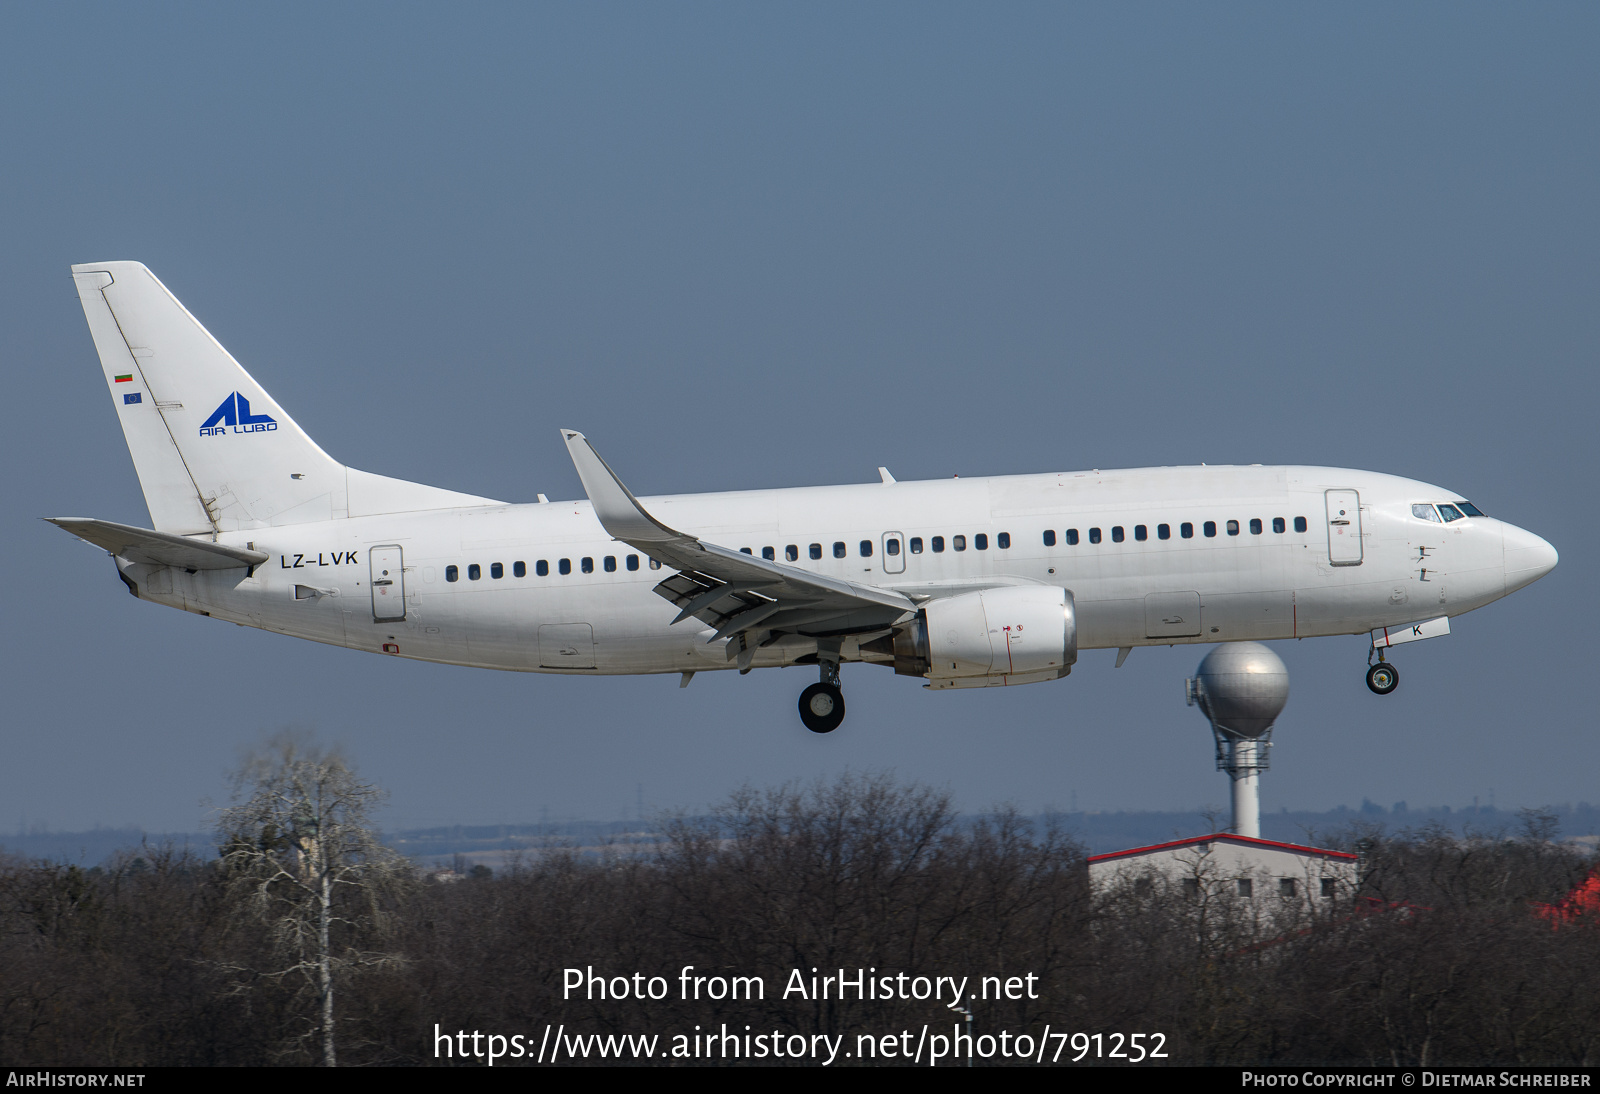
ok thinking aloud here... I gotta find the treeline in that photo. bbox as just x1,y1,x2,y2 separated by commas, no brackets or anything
1,775,1597,1066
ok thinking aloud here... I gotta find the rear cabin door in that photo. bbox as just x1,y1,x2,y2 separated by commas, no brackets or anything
370,545,406,621
1325,490,1364,566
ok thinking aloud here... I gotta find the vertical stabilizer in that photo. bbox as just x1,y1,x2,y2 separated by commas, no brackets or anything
72,262,498,533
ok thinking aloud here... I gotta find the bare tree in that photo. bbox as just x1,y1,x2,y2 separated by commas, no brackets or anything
217,731,410,1066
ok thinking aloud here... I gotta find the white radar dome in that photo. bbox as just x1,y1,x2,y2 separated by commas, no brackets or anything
1191,642,1289,739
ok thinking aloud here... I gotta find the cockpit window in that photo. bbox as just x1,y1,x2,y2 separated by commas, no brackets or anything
1437,504,1465,522
1412,504,1442,522
1457,502,1484,517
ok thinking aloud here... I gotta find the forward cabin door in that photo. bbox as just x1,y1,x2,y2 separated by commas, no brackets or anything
370,545,406,621
1325,490,1364,566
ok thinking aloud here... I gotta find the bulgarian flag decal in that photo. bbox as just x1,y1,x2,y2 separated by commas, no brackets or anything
114,373,133,383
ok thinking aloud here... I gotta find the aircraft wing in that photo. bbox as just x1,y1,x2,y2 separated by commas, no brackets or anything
562,430,916,668
46,517,269,571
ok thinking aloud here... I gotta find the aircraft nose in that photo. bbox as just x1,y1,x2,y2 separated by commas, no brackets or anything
1503,524,1558,594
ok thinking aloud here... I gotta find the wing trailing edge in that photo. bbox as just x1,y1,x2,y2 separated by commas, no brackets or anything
560,430,916,662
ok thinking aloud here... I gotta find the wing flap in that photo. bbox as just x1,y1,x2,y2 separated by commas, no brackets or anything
46,517,268,571
562,430,916,645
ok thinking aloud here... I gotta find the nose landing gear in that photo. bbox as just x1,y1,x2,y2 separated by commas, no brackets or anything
1366,650,1399,695
798,660,846,733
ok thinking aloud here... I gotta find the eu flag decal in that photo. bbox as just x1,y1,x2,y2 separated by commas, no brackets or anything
123,392,142,405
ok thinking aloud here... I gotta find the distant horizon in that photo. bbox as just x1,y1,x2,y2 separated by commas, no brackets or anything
10,793,1596,837
8,798,1596,869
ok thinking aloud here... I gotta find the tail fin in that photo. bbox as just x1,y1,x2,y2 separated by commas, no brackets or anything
72,262,498,534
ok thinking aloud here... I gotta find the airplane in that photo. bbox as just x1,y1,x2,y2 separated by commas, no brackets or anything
51,262,1559,733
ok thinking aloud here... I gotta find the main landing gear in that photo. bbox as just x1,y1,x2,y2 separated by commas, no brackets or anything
1366,649,1400,695
799,661,846,733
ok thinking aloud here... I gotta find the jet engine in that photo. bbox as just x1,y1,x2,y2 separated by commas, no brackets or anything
867,586,1076,687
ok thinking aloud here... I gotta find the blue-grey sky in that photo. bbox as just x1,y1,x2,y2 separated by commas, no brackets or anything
3,4,1594,833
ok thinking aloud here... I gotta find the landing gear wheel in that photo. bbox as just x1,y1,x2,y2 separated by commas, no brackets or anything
798,682,846,733
1366,662,1399,695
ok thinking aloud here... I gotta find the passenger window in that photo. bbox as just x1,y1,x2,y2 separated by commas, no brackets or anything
581,557,594,573
1066,529,1079,545
1273,517,1286,534
604,556,617,572
909,537,923,554
1181,523,1194,539
1135,525,1147,541
1158,524,1171,540
762,547,775,561
886,538,900,556
859,540,873,557
1249,518,1262,535
953,535,967,552
1294,516,1308,533
997,532,1010,549
626,555,639,571
810,543,822,560
974,534,988,550
833,542,847,558
446,565,459,582
1438,504,1464,522
649,559,661,570
513,561,526,577
740,547,753,555
786,545,798,562
468,563,481,580
490,562,504,579
1204,521,1217,538
1111,526,1124,543
1043,529,1056,547
1089,527,1102,544
536,560,549,577
559,559,571,575
1226,520,1239,536
932,536,945,553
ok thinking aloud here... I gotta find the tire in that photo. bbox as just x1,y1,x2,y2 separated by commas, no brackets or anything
1366,663,1399,695
798,682,846,733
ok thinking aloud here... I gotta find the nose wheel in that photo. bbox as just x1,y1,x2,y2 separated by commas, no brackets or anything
1366,662,1399,695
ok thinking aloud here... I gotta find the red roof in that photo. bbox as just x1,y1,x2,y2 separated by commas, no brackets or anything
1087,831,1359,865
1533,868,1600,927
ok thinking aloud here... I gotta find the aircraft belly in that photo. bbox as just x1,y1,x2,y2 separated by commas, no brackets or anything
1075,598,1142,649
404,578,700,674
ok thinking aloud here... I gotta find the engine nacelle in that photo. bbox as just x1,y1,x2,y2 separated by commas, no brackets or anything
897,585,1076,687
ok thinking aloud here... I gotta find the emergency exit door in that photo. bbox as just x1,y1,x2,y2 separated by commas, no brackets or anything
1325,491,1363,566
370,545,406,621
882,532,905,574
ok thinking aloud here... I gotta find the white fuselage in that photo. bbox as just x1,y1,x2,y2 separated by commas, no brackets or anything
116,463,1551,679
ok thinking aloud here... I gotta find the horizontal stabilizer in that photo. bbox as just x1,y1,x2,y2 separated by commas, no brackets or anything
46,517,268,571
